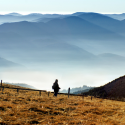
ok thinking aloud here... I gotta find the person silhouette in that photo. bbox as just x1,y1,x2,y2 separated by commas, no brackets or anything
52,79,60,97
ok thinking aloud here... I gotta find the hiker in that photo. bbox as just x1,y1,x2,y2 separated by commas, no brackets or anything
52,79,60,97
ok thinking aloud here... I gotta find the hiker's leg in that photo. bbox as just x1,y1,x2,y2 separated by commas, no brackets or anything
55,91,58,96
54,91,57,97
54,90,56,96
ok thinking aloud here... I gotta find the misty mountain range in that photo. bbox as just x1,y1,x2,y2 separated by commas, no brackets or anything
1,12,125,90
1,14,125,38
78,13,125,36
0,13,66,25
0,12,125,67
1,12,125,24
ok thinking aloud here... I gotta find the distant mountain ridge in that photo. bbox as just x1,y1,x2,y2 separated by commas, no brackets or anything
105,13,125,20
6,13,22,16
0,12,125,26
0,13,66,24
78,13,125,35
73,88,94,95
60,85,93,94
4,83,36,89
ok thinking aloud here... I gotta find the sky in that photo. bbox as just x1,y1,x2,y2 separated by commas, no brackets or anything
0,0,125,14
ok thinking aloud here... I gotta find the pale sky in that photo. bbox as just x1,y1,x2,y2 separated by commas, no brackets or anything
0,0,125,14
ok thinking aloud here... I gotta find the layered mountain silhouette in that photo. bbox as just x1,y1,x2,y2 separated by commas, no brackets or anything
46,16,123,39
1,12,125,24
0,13,124,64
0,13,125,65
38,42,97,62
0,16,124,40
78,13,125,36
105,13,125,20
0,13,65,24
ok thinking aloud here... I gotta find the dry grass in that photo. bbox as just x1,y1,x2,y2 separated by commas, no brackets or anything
0,87,125,125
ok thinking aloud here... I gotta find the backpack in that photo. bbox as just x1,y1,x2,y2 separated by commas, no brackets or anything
52,82,58,89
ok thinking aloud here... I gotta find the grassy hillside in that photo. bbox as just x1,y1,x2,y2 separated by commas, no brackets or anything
1,83,30,89
82,75,125,100
0,83,125,124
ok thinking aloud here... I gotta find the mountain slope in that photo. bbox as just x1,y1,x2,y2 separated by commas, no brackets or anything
35,17,56,23
121,19,125,23
83,75,125,99
47,16,113,34
46,16,124,40
105,13,125,20
0,21,46,36
26,42,97,62
78,13,125,35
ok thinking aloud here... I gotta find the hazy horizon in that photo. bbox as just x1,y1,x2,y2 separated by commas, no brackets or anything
0,12,124,15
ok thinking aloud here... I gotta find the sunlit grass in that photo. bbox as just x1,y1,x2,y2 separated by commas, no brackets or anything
0,84,125,124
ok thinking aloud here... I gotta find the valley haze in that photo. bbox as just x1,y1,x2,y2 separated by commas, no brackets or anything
0,12,125,91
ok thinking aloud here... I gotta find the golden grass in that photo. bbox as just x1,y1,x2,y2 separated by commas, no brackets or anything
0,87,125,125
